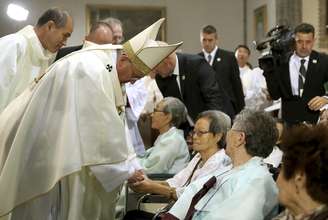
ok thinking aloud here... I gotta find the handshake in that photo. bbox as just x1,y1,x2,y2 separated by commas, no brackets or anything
128,170,146,184
127,170,154,193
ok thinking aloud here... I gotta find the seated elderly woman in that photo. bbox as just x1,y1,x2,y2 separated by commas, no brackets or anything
165,109,279,220
124,110,231,220
273,124,328,220
137,97,189,174
131,110,231,198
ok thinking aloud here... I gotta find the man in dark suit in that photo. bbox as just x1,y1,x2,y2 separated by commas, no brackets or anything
263,23,328,125
155,50,234,125
199,25,245,115
54,21,113,61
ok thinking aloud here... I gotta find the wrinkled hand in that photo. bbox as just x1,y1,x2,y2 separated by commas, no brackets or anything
128,170,145,184
308,96,328,111
129,178,154,193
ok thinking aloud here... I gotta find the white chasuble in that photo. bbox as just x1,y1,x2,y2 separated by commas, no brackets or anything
0,44,131,220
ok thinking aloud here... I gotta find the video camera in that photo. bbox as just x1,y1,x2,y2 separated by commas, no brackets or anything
255,25,295,72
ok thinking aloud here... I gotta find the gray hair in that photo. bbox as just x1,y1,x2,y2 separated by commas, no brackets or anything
36,8,70,28
161,97,187,127
233,109,278,158
101,17,122,29
197,110,231,148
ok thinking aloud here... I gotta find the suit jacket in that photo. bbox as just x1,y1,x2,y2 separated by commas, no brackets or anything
155,53,234,121
54,45,83,61
263,50,328,124
199,48,245,115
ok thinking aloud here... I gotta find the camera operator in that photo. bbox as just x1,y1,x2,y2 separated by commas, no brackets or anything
262,23,328,125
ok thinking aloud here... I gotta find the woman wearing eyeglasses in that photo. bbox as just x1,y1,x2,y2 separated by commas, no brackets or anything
130,110,231,199
125,110,232,220
137,97,190,174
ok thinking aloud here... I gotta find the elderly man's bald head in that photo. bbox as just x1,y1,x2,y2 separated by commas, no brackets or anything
152,41,177,78
85,22,113,44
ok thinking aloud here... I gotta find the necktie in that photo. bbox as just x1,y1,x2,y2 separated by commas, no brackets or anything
207,54,212,64
169,74,182,100
184,176,217,220
298,59,306,95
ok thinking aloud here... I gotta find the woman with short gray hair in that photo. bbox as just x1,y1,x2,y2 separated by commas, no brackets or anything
125,110,232,220
138,97,189,174
232,109,278,158
167,109,279,220
161,97,187,128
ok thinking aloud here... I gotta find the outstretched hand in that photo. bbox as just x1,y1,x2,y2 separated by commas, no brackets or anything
129,177,155,193
128,170,145,184
308,96,328,111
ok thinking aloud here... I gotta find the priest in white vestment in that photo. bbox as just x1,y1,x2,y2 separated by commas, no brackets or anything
0,18,182,220
0,8,73,112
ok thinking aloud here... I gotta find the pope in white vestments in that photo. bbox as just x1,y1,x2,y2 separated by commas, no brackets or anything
0,18,182,220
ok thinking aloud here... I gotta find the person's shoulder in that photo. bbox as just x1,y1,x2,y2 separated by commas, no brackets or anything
312,50,328,60
63,45,83,52
202,151,231,173
309,50,328,69
217,149,232,164
0,32,26,51
157,127,182,142
246,161,275,184
169,127,187,143
189,173,214,189
177,52,203,61
217,48,235,57
177,53,208,69
54,49,104,73
56,45,83,59
197,51,204,56
211,149,228,161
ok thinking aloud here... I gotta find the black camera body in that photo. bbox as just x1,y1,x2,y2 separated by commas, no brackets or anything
256,25,295,72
